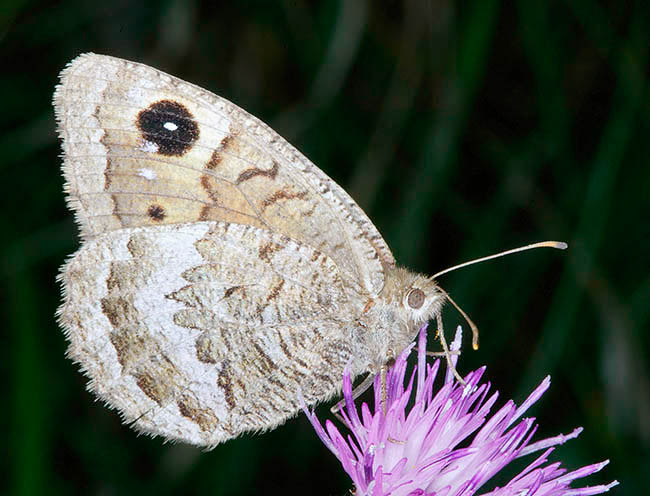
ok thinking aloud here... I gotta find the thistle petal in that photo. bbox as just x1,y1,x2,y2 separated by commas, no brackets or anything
303,325,616,496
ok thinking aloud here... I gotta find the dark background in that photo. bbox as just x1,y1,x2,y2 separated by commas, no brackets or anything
1,1,648,494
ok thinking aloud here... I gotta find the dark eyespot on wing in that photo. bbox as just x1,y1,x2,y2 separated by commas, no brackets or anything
136,100,199,156
147,204,166,221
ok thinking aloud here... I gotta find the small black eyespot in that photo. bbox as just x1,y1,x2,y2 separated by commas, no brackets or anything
407,288,425,309
147,204,166,221
136,100,199,156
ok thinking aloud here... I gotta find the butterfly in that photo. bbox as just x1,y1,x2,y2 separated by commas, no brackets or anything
54,53,564,447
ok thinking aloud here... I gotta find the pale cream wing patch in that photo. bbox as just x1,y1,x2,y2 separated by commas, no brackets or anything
54,53,394,296
58,221,360,447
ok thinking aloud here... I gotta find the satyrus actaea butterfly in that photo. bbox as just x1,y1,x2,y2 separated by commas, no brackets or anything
54,54,565,447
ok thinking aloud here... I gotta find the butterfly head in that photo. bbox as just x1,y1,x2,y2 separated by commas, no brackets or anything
399,272,446,328
370,267,447,361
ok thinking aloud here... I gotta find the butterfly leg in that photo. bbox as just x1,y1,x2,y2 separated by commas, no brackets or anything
330,371,377,422
414,348,460,358
436,313,466,386
380,363,388,415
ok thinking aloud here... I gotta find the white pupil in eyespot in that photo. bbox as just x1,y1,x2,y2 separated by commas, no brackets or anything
163,122,178,131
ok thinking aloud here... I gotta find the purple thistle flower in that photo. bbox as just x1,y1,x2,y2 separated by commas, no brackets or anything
303,325,618,496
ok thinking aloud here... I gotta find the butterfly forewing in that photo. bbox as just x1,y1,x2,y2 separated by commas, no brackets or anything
55,53,394,296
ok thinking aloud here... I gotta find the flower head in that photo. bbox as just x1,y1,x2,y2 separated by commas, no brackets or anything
304,325,618,496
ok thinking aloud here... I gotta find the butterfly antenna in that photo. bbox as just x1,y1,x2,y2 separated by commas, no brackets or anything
430,241,567,280
432,240,568,351
444,292,480,350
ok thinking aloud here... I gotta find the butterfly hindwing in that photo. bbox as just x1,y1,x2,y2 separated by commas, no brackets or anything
59,221,359,446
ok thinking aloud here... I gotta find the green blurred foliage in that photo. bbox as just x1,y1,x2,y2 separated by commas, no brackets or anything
1,0,648,494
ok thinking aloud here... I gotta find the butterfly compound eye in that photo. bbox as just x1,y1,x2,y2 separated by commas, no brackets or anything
407,288,425,309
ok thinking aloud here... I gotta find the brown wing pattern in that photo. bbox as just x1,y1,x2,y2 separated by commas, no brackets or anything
58,222,361,446
54,53,395,296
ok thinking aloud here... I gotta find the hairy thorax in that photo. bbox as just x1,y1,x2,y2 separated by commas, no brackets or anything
351,266,446,374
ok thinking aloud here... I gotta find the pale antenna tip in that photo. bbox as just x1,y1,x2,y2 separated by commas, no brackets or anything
530,240,569,250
